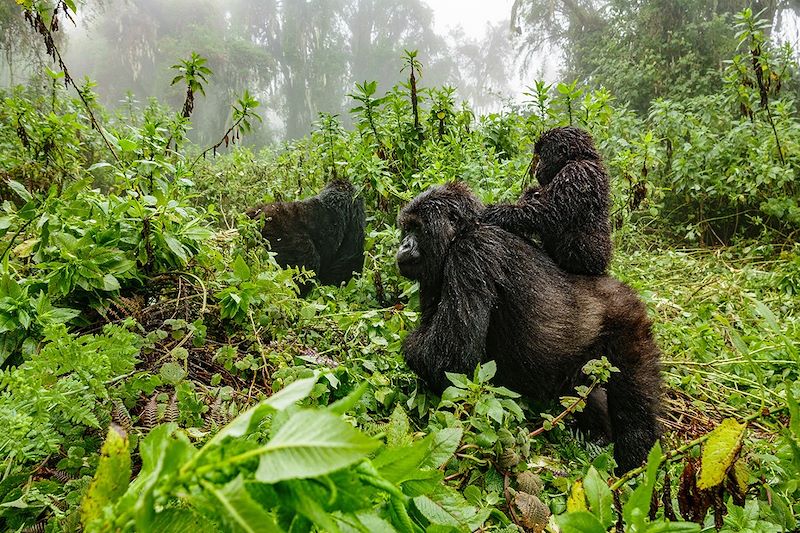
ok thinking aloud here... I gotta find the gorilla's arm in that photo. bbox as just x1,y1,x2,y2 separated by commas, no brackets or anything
402,237,499,393
482,162,601,234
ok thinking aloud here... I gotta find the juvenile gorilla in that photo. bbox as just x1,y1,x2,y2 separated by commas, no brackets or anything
248,180,365,295
482,126,612,275
397,183,661,473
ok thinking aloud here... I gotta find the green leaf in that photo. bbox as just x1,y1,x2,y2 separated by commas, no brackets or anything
698,418,746,489
232,255,251,282
422,428,462,469
556,511,607,533
200,476,281,533
476,360,496,383
101,274,121,292
385,404,411,448
7,180,32,202
163,233,188,263
205,375,318,449
328,381,369,415
255,409,379,483
412,485,480,529
160,362,187,384
584,467,614,529
150,509,216,532
80,425,132,528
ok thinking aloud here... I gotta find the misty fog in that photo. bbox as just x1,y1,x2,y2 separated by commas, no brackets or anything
1,0,798,147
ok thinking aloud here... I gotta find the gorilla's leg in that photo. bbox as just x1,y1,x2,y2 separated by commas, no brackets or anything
604,317,662,473
574,388,612,445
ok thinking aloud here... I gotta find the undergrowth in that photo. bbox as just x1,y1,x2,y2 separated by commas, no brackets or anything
0,2,798,532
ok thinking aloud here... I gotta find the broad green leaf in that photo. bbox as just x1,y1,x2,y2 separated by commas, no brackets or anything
163,233,188,263
160,361,187,384
328,381,369,415
102,274,120,291
255,409,379,483
374,433,435,484
698,418,746,489
557,511,606,533
584,467,614,528
412,485,480,529
206,375,317,449
150,509,216,532
232,255,251,282
200,476,281,533
385,404,411,447
7,180,32,202
80,425,131,529
476,360,496,383
421,427,462,469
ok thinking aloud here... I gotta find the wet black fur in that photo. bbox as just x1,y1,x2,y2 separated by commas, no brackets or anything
397,182,661,473
248,180,366,295
482,126,612,275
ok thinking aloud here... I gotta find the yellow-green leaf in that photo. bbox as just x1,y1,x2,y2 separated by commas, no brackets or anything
566,479,588,512
80,424,132,529
698,418,746,489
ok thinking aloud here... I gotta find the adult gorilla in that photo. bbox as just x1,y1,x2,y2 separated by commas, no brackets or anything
248,180,365,296
396,182,661,473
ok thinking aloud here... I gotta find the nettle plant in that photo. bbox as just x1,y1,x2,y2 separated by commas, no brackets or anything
78,376,488,532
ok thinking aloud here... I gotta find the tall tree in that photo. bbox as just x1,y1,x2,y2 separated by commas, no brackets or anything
510,0,800,111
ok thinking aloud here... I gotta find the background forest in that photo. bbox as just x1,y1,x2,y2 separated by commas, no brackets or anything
1,0,800,532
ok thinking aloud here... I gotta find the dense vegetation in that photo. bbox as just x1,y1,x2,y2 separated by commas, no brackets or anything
1,1,799,532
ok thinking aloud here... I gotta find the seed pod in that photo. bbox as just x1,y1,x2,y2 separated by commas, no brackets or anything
513,491,550,532
516,471,543,496
497,448,521,469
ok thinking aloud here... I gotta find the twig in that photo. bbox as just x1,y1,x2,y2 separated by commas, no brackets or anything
530,381,597,437
0,218,33,262
189,114,248,170
610,410,763,490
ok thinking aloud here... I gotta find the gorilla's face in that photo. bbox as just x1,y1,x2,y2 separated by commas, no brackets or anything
396,183,482,282
396,222,425,280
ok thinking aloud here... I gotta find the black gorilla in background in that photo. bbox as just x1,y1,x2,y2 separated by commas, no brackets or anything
397,182,661,473
247,180,365,295
482,126,612,275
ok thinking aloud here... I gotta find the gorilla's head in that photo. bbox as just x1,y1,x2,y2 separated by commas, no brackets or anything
396,182,483,282
533,126,600,186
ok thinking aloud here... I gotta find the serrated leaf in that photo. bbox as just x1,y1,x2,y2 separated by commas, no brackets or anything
255,409,379,483
80,425,131,528
412,485,480,529
584,467,614,528
698,418,746,489
422,427,462,469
